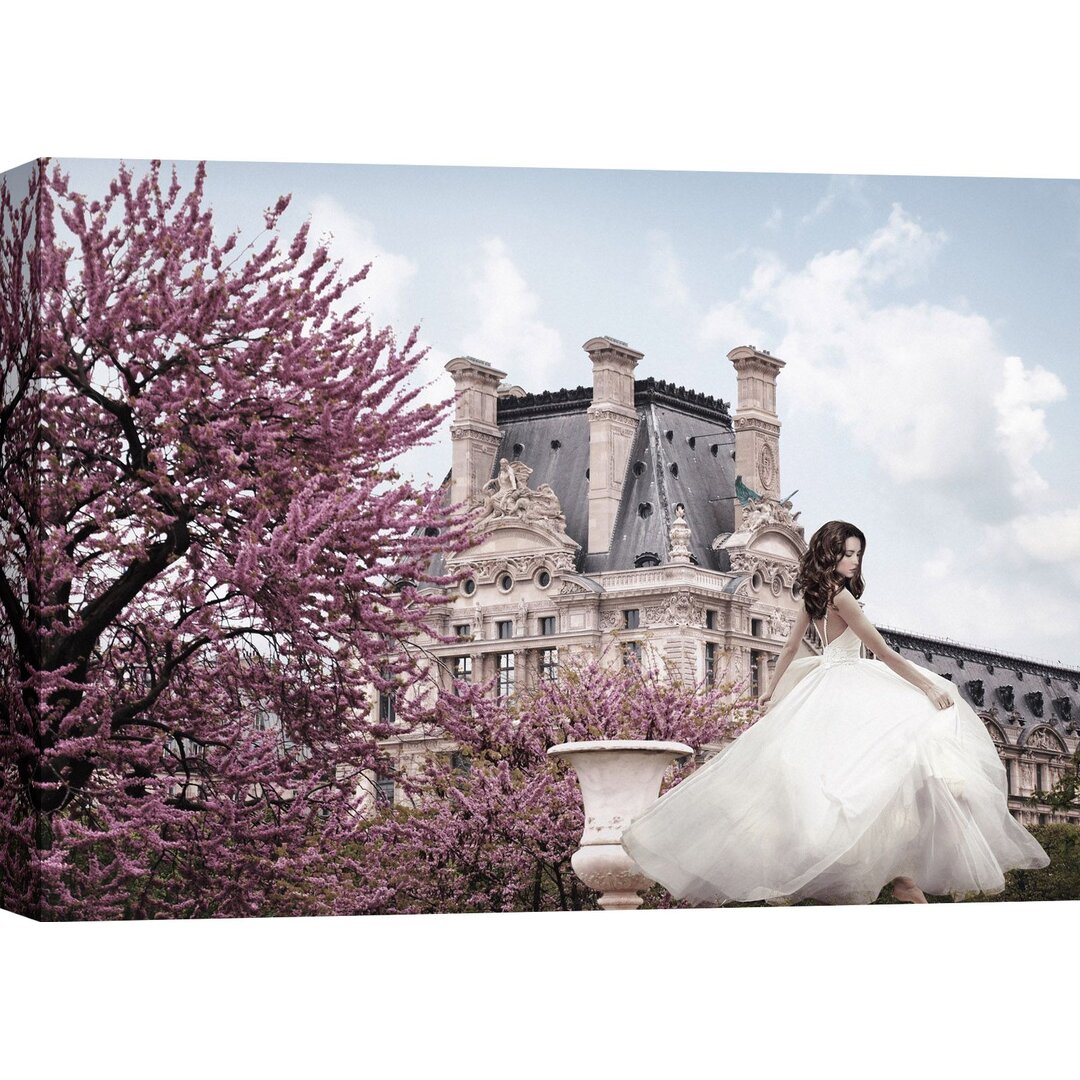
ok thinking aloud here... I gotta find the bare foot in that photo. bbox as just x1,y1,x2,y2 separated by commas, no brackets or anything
891,876,928,904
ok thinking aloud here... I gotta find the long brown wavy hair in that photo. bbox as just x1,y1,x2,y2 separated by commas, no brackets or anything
796,520,866,620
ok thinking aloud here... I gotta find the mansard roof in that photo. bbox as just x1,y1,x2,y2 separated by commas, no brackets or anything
879,626,1080,742
492,377,736,574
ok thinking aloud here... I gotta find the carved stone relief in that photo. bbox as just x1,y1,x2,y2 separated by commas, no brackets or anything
728,551,798,588
1024,727,1067,754
641,591,703,628
768,610,797,639
757,441,776,492
473,457,579,550
733,496,804,538
558,580,592,596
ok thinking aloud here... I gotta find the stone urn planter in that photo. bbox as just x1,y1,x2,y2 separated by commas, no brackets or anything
548,739,693,910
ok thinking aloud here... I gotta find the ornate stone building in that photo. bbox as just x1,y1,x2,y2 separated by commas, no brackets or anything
371,337,1079,828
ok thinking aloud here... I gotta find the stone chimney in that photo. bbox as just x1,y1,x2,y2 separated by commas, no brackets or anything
445,356,508,507
584,336,642,555
727,345,786,522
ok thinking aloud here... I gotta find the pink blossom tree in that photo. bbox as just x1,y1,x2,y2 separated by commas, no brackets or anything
347,649,757,914
0,160,483,919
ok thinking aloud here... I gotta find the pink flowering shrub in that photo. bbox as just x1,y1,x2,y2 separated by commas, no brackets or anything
347,649,757,914
0,160,484,919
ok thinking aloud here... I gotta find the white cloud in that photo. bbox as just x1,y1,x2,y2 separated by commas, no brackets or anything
698,300,766,352
844,511,1076,664
696,204,1066,509
1002,506,1080,567
994,355,1068,495
459,237,563,389
306,195,418,327
860,203,946,286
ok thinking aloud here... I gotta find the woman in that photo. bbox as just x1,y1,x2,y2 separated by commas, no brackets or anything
619,520,1050,905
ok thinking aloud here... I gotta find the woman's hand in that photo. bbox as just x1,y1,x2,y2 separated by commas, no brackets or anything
758,693,773,715
922,683,953,711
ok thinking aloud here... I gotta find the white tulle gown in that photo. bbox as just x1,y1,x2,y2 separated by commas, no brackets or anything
620,618,1051,905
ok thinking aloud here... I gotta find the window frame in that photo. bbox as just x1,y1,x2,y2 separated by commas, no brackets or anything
497,652,515,698
539,646,558,681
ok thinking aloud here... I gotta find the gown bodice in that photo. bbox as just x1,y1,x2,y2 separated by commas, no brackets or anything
816,620,862,666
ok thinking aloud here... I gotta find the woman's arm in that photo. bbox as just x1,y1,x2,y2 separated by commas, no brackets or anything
758,607,809,711
831,591,952,708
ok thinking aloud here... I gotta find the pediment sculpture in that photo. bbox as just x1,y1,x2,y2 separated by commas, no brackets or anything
476,457,578,548
739,495,805,538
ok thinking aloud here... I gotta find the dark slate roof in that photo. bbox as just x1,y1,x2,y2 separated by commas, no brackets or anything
879,627,1080,742
493,377,736,573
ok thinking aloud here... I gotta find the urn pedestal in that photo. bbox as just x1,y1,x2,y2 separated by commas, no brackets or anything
548,739,693,910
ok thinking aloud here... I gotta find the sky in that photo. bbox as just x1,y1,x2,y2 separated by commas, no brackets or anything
49,158,1080,667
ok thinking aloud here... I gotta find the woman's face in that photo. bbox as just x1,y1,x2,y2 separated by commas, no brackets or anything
835,536,862,580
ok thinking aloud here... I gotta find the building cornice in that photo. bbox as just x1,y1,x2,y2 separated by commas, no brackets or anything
877,626,1080,684
495,377,732,426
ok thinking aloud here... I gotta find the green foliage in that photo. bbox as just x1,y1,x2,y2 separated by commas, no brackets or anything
1028,746,1080,813
984,824,1080,903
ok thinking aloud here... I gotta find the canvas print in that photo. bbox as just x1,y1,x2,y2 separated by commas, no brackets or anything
1,157,1077,921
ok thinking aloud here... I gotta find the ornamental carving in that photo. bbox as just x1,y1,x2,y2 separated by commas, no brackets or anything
768,610,797,639
473,458,579,549
450,428,501,446
728,552,798,588
733,416,780,436
758,442,776,492
588,407,637,426
668,503,692,563
736,496,804,537
1024,728,1066,754
643,591,702,628
558,580,591,596
466,552,575,582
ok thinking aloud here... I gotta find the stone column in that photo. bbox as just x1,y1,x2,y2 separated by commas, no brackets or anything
585,336,642,555
445,356,508,507
727,346,786,526
764,654,778,696
755,651,769,699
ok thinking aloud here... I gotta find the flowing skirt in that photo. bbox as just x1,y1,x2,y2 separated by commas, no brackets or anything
619,654,1050,905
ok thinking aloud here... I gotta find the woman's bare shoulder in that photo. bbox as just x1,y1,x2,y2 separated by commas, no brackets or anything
831,590,862,617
